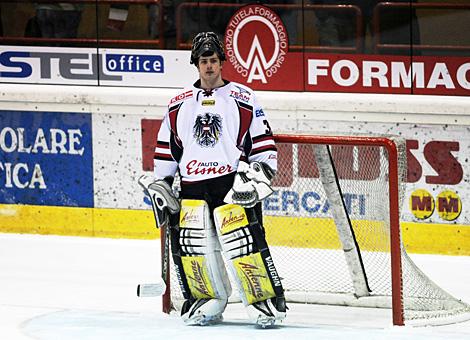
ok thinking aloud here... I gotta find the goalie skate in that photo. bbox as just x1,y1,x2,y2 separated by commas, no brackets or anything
248,297,286,328
185,313,223,326
181,298,225,326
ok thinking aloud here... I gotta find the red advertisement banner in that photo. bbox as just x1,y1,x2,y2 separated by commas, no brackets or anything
224,51,470,96
223,4,470,96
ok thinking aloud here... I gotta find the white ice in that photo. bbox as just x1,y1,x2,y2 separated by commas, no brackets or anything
0,233,469,340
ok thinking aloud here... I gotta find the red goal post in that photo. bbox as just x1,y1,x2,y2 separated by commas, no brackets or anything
273,134,404,325
161,133,470,326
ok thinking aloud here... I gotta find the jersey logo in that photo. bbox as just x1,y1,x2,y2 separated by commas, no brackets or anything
193,112,222,147
230,85,251,102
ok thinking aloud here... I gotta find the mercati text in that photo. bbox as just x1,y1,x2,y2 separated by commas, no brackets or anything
265,190,366,217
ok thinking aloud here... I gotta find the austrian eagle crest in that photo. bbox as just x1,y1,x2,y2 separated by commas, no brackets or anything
193,112,222,147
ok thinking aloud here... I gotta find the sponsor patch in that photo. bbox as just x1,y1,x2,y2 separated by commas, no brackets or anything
202,99,215,106
182,256,216,298
255,108,265,117
214,204,249,235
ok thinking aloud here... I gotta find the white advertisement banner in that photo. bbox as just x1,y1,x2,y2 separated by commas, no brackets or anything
0,46,197,87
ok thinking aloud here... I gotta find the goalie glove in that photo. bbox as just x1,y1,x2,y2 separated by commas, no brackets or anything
224,161,275,208
138,175,180,228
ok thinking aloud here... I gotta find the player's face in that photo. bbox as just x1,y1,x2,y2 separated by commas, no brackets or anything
197,52,223,86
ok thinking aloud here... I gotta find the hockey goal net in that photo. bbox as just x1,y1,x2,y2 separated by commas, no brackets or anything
163,133,470,326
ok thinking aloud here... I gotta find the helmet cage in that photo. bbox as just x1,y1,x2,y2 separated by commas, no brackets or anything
190,32,226,65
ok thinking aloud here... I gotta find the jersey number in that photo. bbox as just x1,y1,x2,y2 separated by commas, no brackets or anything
263,120,272,135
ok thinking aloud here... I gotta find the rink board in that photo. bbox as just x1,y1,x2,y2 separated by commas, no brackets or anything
1,85,470,255
0,203,468,255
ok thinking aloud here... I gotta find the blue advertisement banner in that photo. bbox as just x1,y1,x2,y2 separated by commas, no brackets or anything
0,110,93,207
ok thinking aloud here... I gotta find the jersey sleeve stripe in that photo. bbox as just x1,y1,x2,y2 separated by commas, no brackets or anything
238,101,252,111
251,144,277,155
154,152,173,161
252,134,274,143
252,139,276,149
156,141,169,149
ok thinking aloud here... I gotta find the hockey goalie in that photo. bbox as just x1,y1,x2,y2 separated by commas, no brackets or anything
139,31,286,327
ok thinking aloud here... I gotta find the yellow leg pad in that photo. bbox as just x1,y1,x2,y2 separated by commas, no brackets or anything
215,204,249,235
214,203,279,305
181,255,217,299
232,252,276,305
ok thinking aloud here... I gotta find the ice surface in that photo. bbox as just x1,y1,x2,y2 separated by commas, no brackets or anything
0,233,469,339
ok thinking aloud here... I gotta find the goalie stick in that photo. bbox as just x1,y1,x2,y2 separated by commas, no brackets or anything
136,176,174,300
136,222,169,298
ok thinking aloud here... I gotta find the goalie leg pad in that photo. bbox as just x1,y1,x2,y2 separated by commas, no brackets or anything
213,204,284,309
171,199,231,322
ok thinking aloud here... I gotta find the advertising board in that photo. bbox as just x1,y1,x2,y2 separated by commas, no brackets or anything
0,46,196,87
140,118,468,225
0,110,93,207
222,4,470,96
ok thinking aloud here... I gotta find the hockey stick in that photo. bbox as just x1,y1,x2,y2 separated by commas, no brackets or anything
136,225,168,297
136,220,170,297
136,176,172,298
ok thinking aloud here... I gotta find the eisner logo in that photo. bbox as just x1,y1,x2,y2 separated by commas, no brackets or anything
186,160,233,176
225,4,288,84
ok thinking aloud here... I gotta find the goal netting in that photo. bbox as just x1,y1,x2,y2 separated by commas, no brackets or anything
163,133,470,326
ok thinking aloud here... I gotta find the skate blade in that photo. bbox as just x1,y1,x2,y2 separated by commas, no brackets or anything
256,316,276,328
185,314,223,326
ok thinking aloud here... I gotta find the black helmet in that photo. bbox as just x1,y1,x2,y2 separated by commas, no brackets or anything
190,32,226,65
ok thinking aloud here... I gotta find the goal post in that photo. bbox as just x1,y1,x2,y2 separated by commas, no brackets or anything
273,134,404,325
161,133,470,326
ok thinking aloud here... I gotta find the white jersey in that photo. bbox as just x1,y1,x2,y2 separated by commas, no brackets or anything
154,80,277,183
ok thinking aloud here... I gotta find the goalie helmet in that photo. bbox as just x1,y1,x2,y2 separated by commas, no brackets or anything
190,32,226,65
